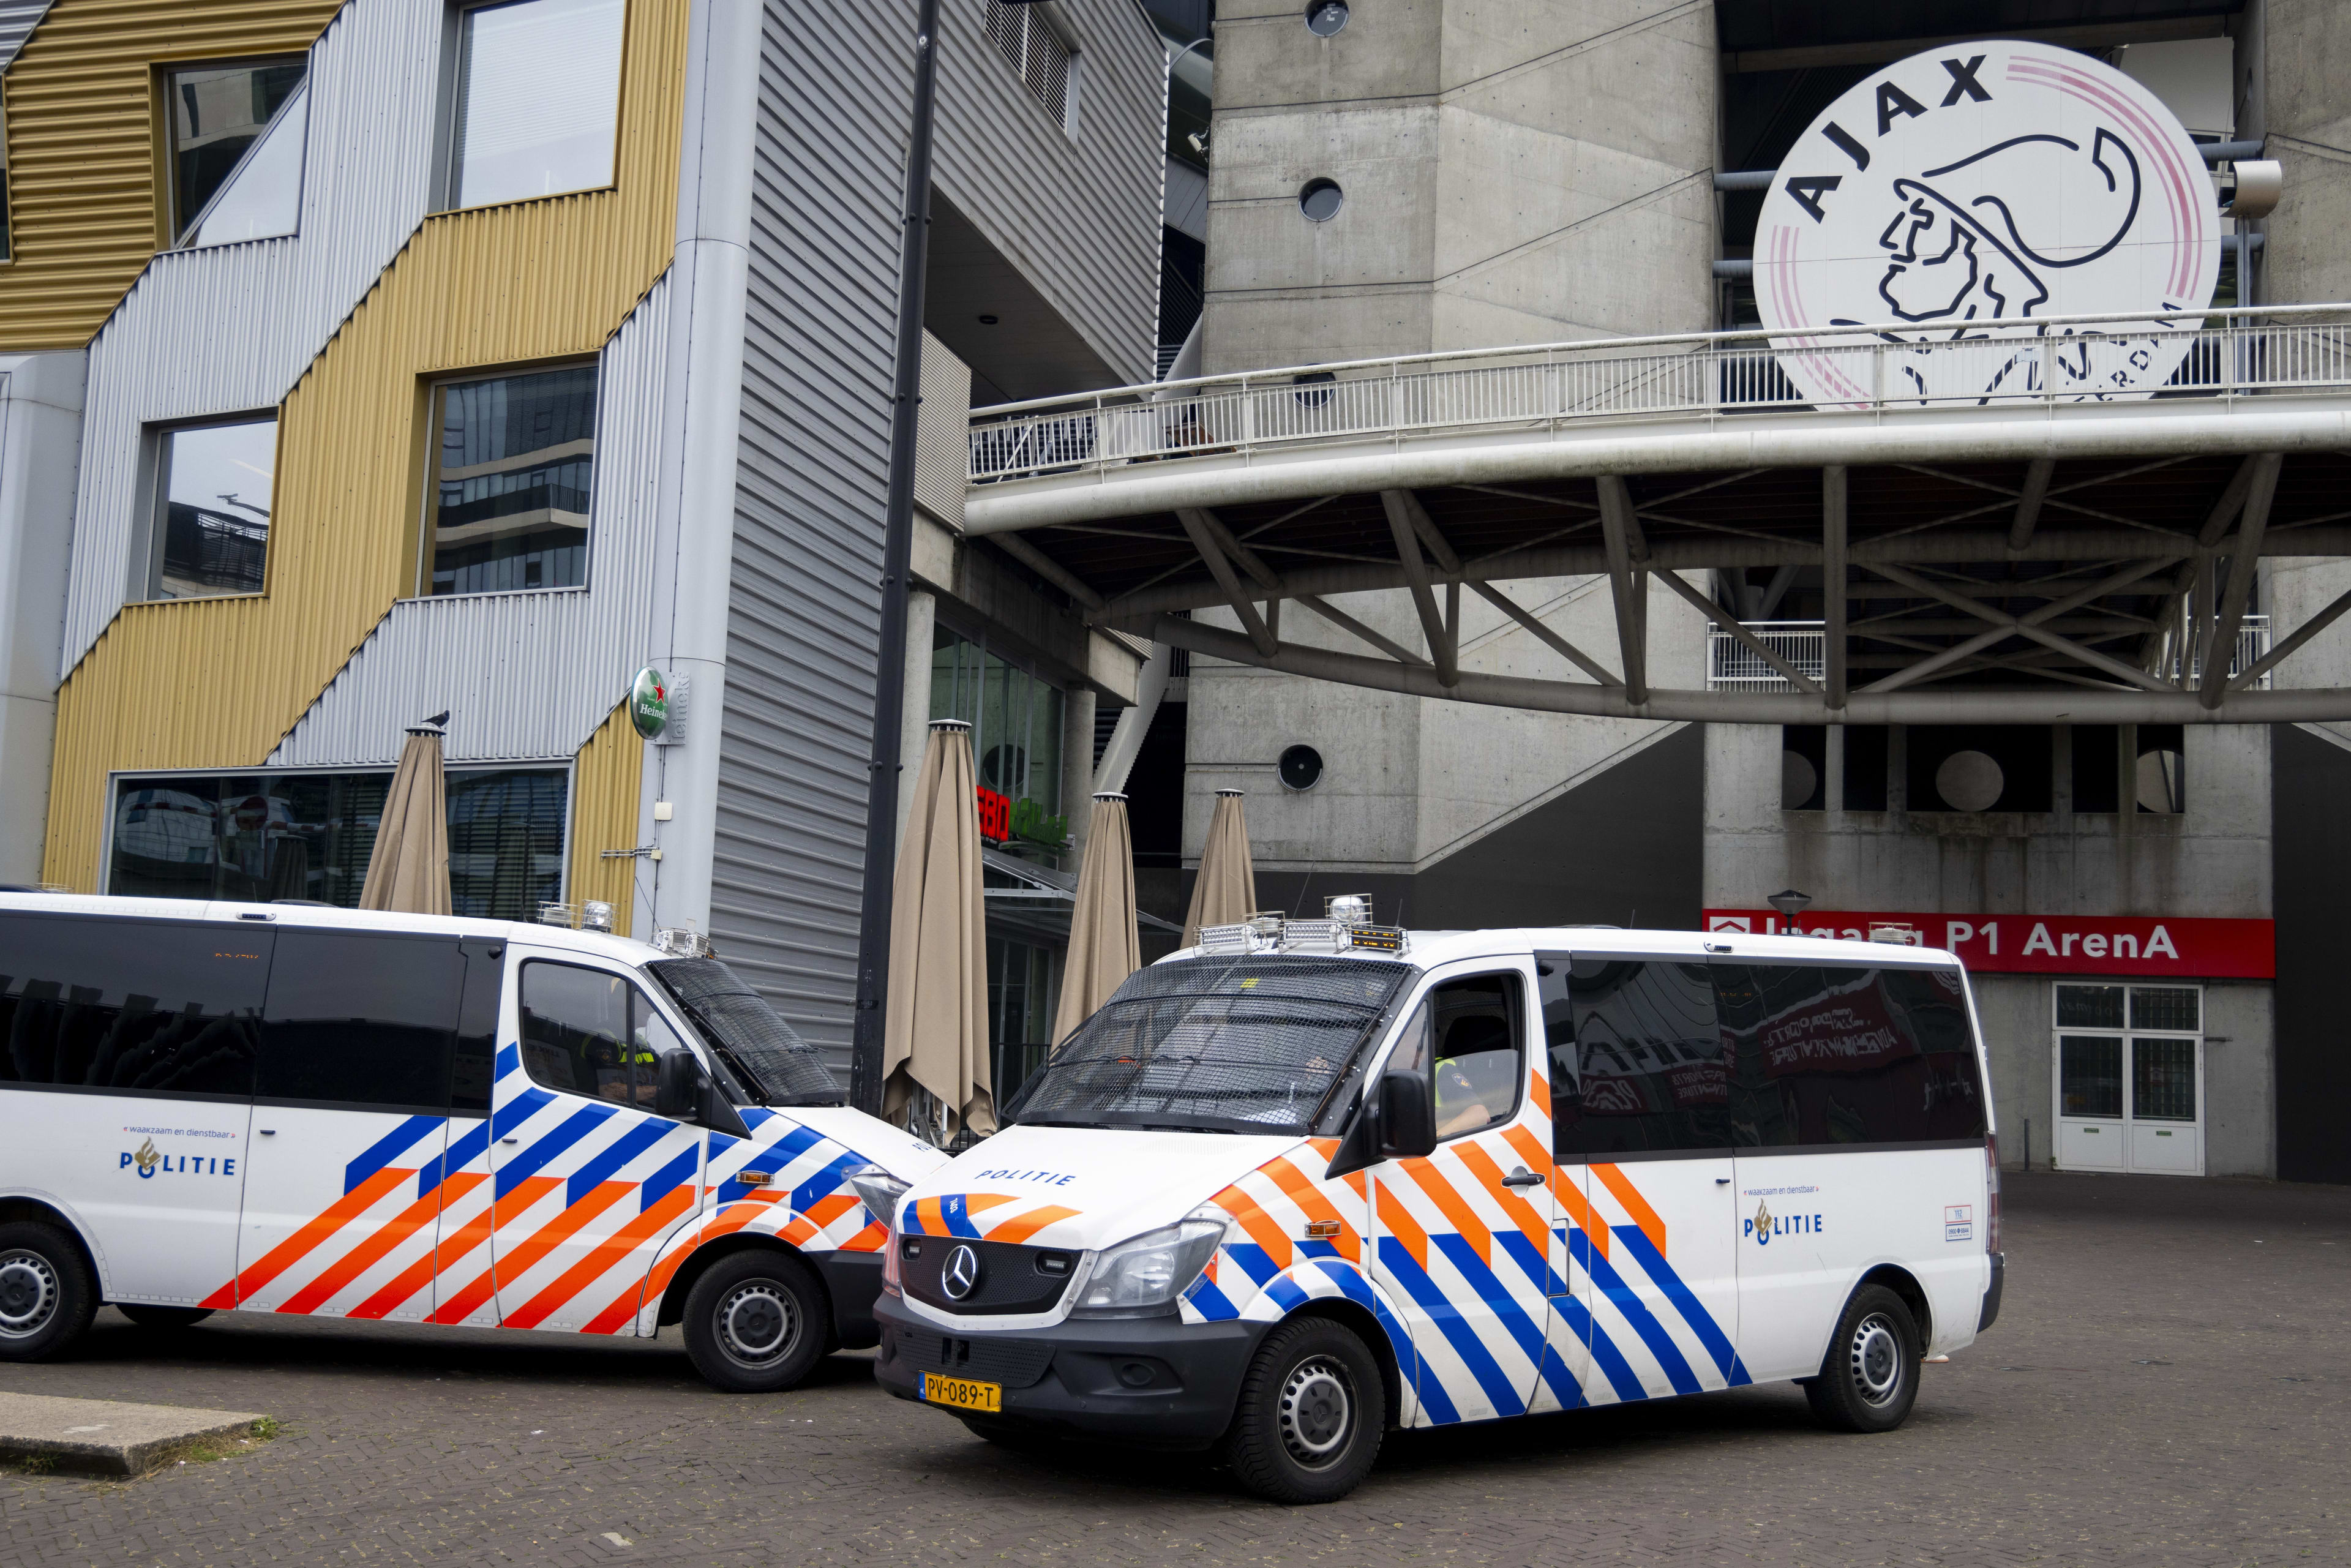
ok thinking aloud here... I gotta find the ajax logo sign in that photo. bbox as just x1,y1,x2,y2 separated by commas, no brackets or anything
1756,41,2218,408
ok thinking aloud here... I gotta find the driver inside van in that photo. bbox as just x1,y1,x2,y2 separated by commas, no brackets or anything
1433,1014,1517,1137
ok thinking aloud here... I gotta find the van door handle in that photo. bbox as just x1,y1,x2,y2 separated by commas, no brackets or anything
1502,1168,1544,1188
1716,1177,1731,1185
258,1129,276,1136
500,1136,519,1145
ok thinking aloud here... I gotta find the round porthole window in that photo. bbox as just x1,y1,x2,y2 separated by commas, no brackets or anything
1279,745,1325,791
1935,750,2004,812
1307,1,1350,36
1299,178,1344,222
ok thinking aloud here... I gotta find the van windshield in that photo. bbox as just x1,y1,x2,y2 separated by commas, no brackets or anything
1003,955,1417,1135
646,958,844,1108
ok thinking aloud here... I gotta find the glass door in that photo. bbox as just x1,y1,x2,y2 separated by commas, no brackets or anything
2052,985,2203,1176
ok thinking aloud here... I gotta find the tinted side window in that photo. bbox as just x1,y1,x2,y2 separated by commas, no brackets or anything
1554,957,1725,1158
0,912,267,1098
1715,964,1986,1147
255,931,464,1111
519,961,690,1108
450,937,506,1115
1388,973,1523,1141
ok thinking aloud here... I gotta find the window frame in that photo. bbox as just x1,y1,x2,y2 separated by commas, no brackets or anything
437,0,631,215
250,928,470,1117
512,953,707,1111
154,52,311,247
1367,961,1531,1147
415,358,602,600
137,410,282,604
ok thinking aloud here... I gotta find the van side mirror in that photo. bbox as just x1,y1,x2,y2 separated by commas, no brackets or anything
654,1051,702,1120
1378,1069,1436,1159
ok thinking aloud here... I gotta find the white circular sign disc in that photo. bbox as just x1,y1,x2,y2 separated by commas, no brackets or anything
1755,41,2219,408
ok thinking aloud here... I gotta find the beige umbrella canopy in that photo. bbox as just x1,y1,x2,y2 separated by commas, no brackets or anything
359,718,452,915
1052,792,1140,1046
1182,787,1257,948
882,720,994,1141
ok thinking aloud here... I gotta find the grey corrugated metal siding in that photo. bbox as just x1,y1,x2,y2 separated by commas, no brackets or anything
913,329,969,526
59,0,440,676
710,0,912,1075
933,0,1163,386
0,1,52,69
269,269,672,767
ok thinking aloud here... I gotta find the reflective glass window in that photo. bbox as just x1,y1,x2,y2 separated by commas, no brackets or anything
184,83,307,249
165,57,307,240
2129,986,2200,1033
1716,964,1985,1147
1551,957,1725,1157
0,912,266,1098
2132,1038,2197,1121
255,931,463,1110
2057,984,2126,1029
517,961,689,1107
450,0,626,209
149,418,275,600
426,366,596,596
2061,1035,2123,1118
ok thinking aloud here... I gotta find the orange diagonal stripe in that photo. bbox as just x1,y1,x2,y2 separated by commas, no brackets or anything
1262,1157,1360,1262
838,1220,886,1253
987,1204,1082,1245
278,1184,448,1316
348,1174,489,1320
207,1165,413,1308
913,1196,947,1235
1210,1187,1293,1270
1305,1137,1340,1162
1452,1141,1550,1263
1373,1180,1429,1274
585,1199,770,1335
1501,1124,1606,1257
1591,1162,1667,1256
1403,1158,1491,1265
503,1185,699,1331
803,1191,862,1232
962,1191,1021,1215
426,1175,563,1324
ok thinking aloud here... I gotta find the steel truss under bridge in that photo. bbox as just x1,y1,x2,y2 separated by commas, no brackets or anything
960,306,2351,724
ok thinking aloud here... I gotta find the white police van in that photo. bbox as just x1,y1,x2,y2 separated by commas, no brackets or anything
870,919,2003,1502
0,893,943,1390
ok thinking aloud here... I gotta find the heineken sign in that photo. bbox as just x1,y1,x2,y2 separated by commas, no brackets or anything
629,667,669,741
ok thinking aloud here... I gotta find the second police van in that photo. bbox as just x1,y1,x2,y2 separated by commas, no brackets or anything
0,893,945,1389
872,916,2004,1502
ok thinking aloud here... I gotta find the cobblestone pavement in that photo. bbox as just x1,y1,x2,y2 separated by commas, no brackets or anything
4,1170,2345,1566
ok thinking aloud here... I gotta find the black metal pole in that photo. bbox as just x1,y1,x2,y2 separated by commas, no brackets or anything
849,0,944,1115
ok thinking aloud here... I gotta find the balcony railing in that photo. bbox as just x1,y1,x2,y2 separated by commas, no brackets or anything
968,305,2351,484
1706,616,2272,694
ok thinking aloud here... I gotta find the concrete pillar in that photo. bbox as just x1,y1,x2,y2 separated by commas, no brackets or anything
1060,684,1096,865
0,351,85,886
895,589,938,851
2243,0,2351,307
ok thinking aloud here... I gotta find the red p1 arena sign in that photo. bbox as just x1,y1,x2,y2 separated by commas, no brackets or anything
1701,909,2275,979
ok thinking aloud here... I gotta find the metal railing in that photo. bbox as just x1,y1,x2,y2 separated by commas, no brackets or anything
969,305,2351,484
1706,616,2273,694
1708,622,1827,691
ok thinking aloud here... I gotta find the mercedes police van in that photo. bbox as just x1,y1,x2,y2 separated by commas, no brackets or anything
871,917,2004,1502
0,893,944,1390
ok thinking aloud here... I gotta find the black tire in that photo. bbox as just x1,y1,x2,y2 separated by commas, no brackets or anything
681,1250,828,1394
1222,1317,1385,1504
0,1222,97,1363
116,1304,213,1330
1804,1284,1922,1433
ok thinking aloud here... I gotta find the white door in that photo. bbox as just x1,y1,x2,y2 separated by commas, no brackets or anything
2053,985,2203,1177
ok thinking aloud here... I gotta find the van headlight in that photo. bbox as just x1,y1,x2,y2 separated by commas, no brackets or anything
848,1165,910,1230
1073,1207,1229,1315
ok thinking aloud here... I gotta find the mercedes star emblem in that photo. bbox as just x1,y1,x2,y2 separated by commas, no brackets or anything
942,1244,982,1300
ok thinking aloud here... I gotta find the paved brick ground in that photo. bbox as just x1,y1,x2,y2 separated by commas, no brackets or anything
3,1170,2346,1566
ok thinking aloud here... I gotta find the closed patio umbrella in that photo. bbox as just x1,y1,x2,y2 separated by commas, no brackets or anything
882,719,994,1142
1051,792,1139,1046
1182,787,1257,948
359,716,451,915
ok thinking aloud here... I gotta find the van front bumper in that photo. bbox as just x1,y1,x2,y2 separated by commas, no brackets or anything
873,1295,1266,1447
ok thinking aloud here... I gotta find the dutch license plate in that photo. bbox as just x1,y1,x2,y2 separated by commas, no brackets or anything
921,1371,1002,1413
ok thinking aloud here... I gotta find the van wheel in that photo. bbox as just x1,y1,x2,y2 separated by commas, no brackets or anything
1804,1285,1921,1433
117,1305,213,1330
682,1250,827,1394
1223,1318,1385,1504
0,1223,96,1362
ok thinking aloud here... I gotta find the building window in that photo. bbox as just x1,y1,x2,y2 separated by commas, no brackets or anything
146,417,276,601
984,0,1073,126
931,622,1066,850
108,767,567,919
163,57,307,243
181,82,309,249
448,0,627,210
424,364,597,596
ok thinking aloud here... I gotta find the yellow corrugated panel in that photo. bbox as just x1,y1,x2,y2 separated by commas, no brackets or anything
567,702,644,930
43,0,687,888
0,0,350,349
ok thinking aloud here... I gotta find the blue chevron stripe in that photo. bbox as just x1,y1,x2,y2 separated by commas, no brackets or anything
1264,1274,1311,1313
1311,1259,1455,1425
1551,1285,1648,1403
639,1142,702,1212
496,1043,520,1078
790,1150,860,1214
938,1194,983,1239
1584,1242,1703,1396
490,1085,555,1138
1222,1242,1281,1288
566,1119,676,1207
1183,1270,1240,1320
1431,1233,1550,1370
1613,1225,1751,1386
343,1114,442,1195
418,1117,493,1199
495,1103,613,1198
1381,1236,1525,1420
